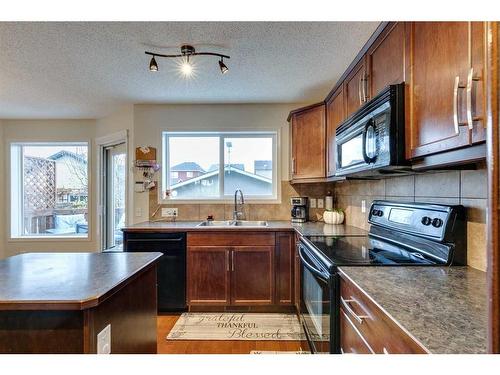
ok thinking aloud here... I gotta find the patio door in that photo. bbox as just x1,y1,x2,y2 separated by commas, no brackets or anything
103,143,126,250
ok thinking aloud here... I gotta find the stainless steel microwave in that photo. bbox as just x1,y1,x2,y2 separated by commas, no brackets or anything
335,84,409,177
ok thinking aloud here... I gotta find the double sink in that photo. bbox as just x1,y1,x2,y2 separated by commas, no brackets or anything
197,220,268,227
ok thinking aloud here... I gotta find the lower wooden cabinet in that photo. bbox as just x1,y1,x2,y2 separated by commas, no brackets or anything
231,246,274,305
339,273,428,354
187,232,293,308
187,246,230,305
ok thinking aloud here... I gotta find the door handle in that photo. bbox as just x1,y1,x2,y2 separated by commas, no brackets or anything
466,67,482,130
453,76,467,134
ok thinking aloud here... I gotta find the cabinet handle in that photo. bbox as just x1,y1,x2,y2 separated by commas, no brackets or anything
466,67,482,130
341,296,369,324
362,75,368,103
453,76,467,134
383,347,390,354
292,157,296,175
358,77,363,105
226,250,229,272
231,251,234,272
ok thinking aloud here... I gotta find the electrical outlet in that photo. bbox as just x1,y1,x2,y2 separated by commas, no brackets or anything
309,198,317,208
317,198,324,209
162,208,178,217
361,200,366,213
97,324,111,354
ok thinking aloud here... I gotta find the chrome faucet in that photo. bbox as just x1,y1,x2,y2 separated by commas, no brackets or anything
233,189,245,221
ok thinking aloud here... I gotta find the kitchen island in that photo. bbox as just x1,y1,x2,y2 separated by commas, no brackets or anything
0,252,162,354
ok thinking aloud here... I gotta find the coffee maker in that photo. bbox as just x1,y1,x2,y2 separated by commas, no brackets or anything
290,197,308,223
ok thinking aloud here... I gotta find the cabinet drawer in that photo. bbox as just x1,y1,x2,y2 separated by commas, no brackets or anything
340,308,374,354
187,232,275,246
340,275,428,354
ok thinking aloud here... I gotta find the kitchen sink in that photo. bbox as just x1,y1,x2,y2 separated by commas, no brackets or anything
197,220,268,227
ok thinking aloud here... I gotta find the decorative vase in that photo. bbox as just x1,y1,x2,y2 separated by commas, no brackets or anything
323,209,345,225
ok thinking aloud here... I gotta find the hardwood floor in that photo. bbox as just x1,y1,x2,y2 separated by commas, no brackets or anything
157,314,303,354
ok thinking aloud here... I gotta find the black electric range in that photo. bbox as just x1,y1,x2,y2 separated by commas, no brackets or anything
298,200,466,354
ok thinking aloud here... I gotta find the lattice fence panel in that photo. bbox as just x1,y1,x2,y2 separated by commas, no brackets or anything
23,156,56,211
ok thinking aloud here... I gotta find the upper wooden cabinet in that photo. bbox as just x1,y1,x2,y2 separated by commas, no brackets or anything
406,22,486,159
326,86,345,177
289,103,326,180
344,59,368,118
367,22,406,98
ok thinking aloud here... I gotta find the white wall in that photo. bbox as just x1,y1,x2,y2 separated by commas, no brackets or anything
133,103,300,223
1,119,98,257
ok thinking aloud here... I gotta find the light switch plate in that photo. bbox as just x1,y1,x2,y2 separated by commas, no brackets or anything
317,199,324,209
309,198,317,208
97,324,111,354
361,200,366,213
162,208,178,217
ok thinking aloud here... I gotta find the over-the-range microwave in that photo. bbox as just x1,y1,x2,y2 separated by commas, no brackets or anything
335,83,410,178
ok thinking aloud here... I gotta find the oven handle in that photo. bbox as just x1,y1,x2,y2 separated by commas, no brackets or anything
361,118,377,164
298,245,330,282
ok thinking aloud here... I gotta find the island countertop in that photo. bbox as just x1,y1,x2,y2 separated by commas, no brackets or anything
121,220,368,237
0,252,162,311
337,266,488,354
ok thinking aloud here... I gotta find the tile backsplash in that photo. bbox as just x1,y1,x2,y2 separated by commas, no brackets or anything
148,163,487,271
333,163,487,271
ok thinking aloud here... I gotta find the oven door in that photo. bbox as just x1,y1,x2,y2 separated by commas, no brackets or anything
298,243,333,354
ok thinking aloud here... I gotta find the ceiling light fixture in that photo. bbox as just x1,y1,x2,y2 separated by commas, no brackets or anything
145,44,229,76
149,56,158,72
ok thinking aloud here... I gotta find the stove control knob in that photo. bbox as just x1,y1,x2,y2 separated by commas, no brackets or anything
371,209,379,216
377,210,384,217
421,216,432,226
432,218,443,228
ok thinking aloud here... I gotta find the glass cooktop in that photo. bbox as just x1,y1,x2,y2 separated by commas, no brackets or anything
303,235,439,266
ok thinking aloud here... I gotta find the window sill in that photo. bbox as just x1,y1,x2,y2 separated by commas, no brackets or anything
158,198,282,205
8,235,90,242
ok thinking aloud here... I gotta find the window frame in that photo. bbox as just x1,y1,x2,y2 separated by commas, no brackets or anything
8,141,91,241
160,131,280,204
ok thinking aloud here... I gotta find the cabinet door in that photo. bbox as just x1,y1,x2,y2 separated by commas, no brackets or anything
470,22,486,144
367,22,405,98
291,105,326,180
326,87,345,177
276,233,294,305
231,246,274,305
344,58,367,118
407,22,471,159
187,246,230,305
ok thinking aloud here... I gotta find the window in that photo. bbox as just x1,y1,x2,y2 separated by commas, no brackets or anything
162,132,278,201
10,142,89,238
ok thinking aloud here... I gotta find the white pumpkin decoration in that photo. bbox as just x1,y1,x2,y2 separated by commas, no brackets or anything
323,209,345,225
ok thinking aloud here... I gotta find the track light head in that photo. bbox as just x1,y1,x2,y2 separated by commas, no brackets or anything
149,56,158,72
219,58,229,74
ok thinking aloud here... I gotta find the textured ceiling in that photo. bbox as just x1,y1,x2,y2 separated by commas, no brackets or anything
0,22,379,119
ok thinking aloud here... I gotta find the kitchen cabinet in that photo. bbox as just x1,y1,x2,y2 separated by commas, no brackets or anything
231,246,274,305
276,232,294,305
326,86,345,177
339,273,428,354
406,22,487,160
367,22,406,98
187,246,230,305
187,232,279,307
344,58,368,118
289,103,326,181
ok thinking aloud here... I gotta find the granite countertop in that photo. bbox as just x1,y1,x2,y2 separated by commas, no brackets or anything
0,252,162,310
337,266,488,354
121,220,367,237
